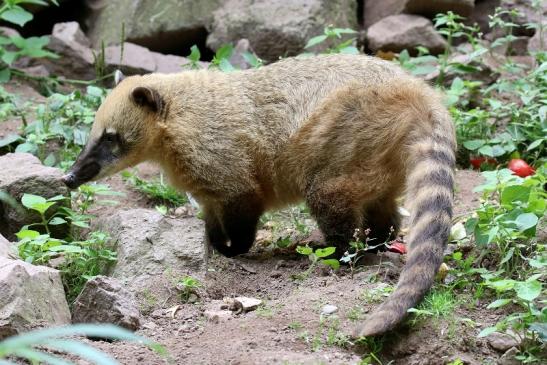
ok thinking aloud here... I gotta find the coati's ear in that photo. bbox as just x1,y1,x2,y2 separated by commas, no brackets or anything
130,86,164,113
114,70,125,86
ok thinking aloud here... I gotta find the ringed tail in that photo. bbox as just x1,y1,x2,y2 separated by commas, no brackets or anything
356,84,456,337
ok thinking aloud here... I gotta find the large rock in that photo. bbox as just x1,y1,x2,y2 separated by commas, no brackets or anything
528,27,546,53
0,153,68,240
207,0,357,62
104,42,208,75
501,0,547,37
72,276,140,331
0,234,11,258
86,0,221,52
467,0,501,33
367,14,448,54
45,22,96,80
364,0,476,28
45,22,204,79
0,257,71,339
96,209,206,290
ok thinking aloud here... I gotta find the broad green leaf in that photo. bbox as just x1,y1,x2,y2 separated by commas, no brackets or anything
43,153,56,167
21,194,46,209
514,280,541,302
486,279,516,292
0,134,22,148
48,217,67,225
486,299,511,309
339,46,359,54
529,323,547,341
477,326,497,338
1,51,18,65
48,245,83,253
0,7,33,27
218,58,235,72
514,213,538,232
15,229,40,240
296,246,313,256
478,145,494,157
0,68,11,83
320,258,340,270
19,0,50,5
315,247,336,258
14,142,36,153
501,185,530,206
526,139,543,151
215,44,233,60
305,35,328,49
31,202,56,215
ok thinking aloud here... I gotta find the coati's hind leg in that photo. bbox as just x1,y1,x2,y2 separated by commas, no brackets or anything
206,193,264,258
362,197,401,250
305,178,361,257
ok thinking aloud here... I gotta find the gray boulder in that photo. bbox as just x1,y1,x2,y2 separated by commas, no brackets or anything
0,257,71,339
367,14,448,54
0,153,68,240
72,276,140,331
86,0,221,51
364,0,475,28
96,209,207,291
45,22,204,80
207,0,357,62
0,234,11,258
45,22,96,80
528,27,546,53
104,42,208,75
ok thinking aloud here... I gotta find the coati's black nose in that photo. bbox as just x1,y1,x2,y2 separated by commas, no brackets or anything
61,172,79,189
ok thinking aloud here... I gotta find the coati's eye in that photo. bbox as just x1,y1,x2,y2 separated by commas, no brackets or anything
104,133,117,144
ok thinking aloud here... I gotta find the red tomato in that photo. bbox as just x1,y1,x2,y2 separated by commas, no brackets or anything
508,159,535,177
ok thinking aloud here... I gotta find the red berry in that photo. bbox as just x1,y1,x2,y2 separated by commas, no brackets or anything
508,159,535,177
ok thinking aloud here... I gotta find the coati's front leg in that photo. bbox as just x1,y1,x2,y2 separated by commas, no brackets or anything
305,180,360,257
204,193,264,258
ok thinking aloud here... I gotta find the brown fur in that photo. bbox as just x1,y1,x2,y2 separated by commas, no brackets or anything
76,54,456,337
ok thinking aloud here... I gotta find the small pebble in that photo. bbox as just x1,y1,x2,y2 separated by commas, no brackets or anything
321,304,338,315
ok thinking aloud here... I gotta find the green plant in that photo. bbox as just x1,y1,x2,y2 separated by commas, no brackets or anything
433,11,482,85
340,228,391,278
360,283,394,304
0,323,165,364
478,269,545,361
122,171,187,207
293,245,339,280
0,0,59,82
15,85,106,168
408,286,459,320
16,193,117,302
466,166,545,275
177,275,201,303
303,26,359,55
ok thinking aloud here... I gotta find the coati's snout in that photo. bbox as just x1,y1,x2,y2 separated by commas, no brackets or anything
62,130,123,189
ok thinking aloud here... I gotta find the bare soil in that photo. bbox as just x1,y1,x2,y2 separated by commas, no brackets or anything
2,82,510,365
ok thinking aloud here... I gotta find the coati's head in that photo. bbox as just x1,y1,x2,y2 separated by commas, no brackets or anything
62,71,166,189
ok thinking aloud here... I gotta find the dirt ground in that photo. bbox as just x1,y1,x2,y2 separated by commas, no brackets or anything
79,167,494,365
2,81,508,365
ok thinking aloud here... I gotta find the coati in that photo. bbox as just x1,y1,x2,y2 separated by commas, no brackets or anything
62,54,456,337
